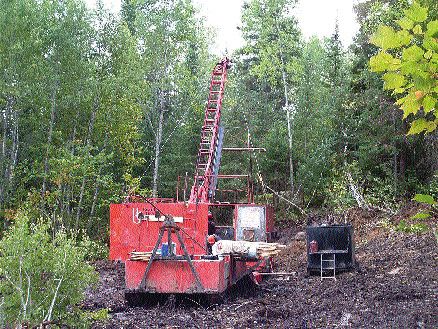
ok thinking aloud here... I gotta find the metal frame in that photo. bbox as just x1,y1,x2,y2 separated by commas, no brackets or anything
190,58,230,204
140,214,204,292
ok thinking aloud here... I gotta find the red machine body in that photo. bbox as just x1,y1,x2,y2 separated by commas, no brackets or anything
110,202,274,294
109,58,276,296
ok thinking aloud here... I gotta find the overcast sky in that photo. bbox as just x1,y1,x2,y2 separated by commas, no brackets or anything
85,0,360,54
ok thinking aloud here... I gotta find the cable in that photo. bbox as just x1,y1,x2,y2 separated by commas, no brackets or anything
241,109,305,214
179,227,208,253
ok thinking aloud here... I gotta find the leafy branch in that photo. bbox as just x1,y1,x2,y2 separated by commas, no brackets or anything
369,1,438,135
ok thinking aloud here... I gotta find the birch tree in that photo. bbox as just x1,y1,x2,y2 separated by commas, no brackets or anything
239,0,301,194
131,0,210,197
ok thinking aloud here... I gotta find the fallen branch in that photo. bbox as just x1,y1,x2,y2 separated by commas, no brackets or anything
265,185,306,215
235,301,252,311
346,172,369,210
45,251,66,322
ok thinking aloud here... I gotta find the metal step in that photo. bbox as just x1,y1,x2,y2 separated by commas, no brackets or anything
320,254,336,280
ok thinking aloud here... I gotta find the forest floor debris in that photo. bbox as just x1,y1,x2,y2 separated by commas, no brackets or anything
85,208,438,328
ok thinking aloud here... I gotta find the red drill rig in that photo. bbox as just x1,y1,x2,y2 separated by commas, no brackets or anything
109,58,276,300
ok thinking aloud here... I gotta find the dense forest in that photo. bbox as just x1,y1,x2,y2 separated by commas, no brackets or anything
0,0,437,326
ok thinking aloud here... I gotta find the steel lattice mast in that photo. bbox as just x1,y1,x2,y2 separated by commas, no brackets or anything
189,57,231,203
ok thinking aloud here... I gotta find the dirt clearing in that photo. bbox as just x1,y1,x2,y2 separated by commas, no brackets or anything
85,209,437,328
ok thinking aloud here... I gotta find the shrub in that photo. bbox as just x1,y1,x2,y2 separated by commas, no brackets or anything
0,213,98,327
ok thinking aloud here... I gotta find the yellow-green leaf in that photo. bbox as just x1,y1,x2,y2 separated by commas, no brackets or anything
397,17,414,30
404,2,428,23
371,26,405,50
396,30,413,47
402,45,424,62
426,120,436,132
396,94,407,106
412,75,435,91
407,118,429,134
424,49,433,59
400,62,429,80
412,24,423,34
383,72,406,90
422,95,436,112
401,92,421,118
411,211,431,220
413,193,436,205
423,35,438,51
369,51,401,72
426,20,438,37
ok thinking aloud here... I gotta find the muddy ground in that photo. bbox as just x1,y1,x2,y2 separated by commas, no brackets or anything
84,208,437,328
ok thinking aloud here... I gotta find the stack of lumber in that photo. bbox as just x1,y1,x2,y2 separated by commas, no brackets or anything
256,242,287,258
129,241,285,261
212,240,286,259
129,251,152,261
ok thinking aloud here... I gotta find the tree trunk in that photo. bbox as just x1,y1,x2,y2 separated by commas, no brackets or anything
399,120,407,181
286,106,294,194
392,107,398,195
152,89,165,198
89,134,108,220
0,97,18,207
41,81,59,205
75,99,98,231
1,103,7,159
275,19,294,194
5,105,19,189
0,100,9,206
280,54,294,194
60,108,82,228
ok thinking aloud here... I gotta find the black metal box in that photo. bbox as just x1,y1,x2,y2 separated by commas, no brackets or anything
306,224,355,271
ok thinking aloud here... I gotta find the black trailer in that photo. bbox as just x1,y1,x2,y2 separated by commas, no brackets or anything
306,224,355,277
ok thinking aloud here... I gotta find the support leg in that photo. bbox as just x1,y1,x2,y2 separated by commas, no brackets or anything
140,228,165,289
176,230,204,292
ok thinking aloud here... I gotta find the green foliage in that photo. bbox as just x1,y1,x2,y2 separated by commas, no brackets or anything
410,211,431,219
0,0,436,242
395,220,428,233
80,308,109,322
129,0,211,198
364,175,398,210
325,165,358,212
411,191,437,219
370,25,412,50
293,37,338,203
225,0,302,200
0,213,98,327
421,173,438,199
405,2,429,22
78,233,109,261
369,51,401,71
123,173,151,197
413,193,436,204
240,0,301,86
369,1,438,134
0,0,148,239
